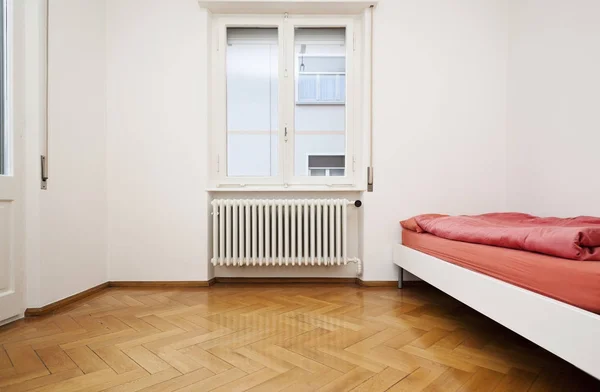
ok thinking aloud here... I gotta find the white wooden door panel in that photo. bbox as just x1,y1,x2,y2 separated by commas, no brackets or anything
0,0,24,323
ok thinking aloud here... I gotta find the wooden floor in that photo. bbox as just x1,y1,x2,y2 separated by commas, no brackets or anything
0,285,598,391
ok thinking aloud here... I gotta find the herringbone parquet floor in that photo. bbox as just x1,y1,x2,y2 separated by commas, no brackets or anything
0,284,598,391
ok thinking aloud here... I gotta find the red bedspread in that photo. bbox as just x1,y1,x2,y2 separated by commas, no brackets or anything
401,213,600,261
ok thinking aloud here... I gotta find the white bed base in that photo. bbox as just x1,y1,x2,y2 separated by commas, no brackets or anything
393,244,600,379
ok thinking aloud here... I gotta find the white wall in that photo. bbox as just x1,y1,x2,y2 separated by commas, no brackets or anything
42,0,108,304
30,0,582,292
362,0,510,280
21,0,596,294
26,0,108,307
104,0,511,283
23,0,46,309
106,0,210,281
507,0,600,217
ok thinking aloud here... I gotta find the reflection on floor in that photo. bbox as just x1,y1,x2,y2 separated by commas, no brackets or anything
1,284,598,391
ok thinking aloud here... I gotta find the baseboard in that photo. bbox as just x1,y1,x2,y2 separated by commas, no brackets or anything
23,280,216,317
23,277,415,317
214,277,357,284
24,282,110,317
108,280,216,288
214,277,422,287
356,279,427,287
355,279,398,287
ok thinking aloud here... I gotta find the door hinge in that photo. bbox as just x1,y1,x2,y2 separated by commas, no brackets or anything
216,154,220,173
352,155,356,172
353,33,356,51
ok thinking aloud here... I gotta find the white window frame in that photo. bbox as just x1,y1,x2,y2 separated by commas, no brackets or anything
212,15,285,186
211,14,362,189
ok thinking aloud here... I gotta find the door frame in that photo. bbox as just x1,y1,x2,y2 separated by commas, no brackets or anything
0,0,25,323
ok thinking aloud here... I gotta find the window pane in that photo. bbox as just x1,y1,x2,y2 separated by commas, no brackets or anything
226,28,278,177
294,27,346,177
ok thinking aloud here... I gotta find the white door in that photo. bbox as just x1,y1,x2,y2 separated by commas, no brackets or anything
0,0,24,323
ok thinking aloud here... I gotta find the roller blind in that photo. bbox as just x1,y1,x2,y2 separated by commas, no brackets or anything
227,28,277,44
296,28,345,44
308,155,345,169
227,27,345,45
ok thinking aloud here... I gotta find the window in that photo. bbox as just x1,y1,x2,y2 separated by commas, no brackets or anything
297,64,345,104
308,154,345,177
212,15,361,188
226,27,279,177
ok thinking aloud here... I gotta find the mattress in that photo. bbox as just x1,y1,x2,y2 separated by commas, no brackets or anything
402,212,600,261
402,230,600,314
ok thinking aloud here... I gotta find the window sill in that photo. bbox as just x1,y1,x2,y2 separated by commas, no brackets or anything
207,185,365,192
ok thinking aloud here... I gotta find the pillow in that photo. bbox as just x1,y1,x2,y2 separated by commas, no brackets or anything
400,217,423,232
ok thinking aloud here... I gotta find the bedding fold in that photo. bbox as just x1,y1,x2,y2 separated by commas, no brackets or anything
400,212,600,261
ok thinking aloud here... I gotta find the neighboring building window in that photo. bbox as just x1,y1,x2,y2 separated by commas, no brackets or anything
297,69,345,104
296,30,346,105
308,155,345,177
212,15,361,187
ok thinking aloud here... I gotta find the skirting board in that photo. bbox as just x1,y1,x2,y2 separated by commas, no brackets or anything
356,279,426,287
23,278,412,317
24,280,216,317
109,279,216,288
24,282,110,317
215,278,423,287
215,277,356,284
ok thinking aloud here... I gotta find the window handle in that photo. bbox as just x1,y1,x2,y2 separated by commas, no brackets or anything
284,127,288,142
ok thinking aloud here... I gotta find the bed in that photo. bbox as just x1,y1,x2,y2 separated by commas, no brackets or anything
393,214,600,379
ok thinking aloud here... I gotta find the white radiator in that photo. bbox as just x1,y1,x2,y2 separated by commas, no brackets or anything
211,199,362,274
